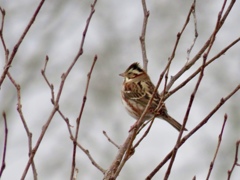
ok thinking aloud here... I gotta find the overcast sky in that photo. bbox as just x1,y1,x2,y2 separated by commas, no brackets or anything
0,0,240,180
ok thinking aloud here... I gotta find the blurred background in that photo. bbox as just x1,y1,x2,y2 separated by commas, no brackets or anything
0,0,239,179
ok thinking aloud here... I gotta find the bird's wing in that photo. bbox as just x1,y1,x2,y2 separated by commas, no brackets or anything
123,81,160,110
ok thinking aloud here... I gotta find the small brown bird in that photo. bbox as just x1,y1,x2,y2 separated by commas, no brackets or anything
119,62,186,131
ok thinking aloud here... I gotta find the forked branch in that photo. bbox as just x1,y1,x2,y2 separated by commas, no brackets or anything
227,140,240,180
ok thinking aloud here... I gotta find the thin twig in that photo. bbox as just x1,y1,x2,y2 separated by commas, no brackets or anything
21,106,58,180
0,112,8,178
73,137,105,173
206,114,227,180
146,84,240,179
70,55,97,179
227,140,240,180
136,118,152,134
0,0,46,87
57,108,74,137
203,0,227,61
140,0,150,71
103,131,120,149
7,72,38,179
41,56,55,104
41,56,74,136
187,0,198,62
0,7,9,63
133,118,155,149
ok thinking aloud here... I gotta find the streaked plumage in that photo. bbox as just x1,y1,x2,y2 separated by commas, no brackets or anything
120,62,186,131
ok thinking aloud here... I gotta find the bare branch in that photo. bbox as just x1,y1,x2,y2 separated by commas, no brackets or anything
103,130,135,179
55,1,97,105
72,137,105,174
7,72,37,179
164,40,207,180
41,56,55,104
57,108,74,137
133,119,155,149
41,56,74,137
156,0,197,100
162,0,196,91
21,1,98,178
70,55,97,179
103,131,120,149
146,84,240,179
206,114,227,180
0,7,9,63
0,0,46,87
227,140,240,179
140,0,150,71
0,112,8,178
104,118,155,179
187,0,198,62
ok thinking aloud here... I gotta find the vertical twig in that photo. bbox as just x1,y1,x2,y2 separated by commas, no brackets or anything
70,56,97,179
0,7,9,63
186,0,198,62
140,0,150,71
41,56,55,104
206,115,227,179
0,112,8,178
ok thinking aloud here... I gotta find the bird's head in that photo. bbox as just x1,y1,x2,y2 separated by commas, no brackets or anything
119,62,146,82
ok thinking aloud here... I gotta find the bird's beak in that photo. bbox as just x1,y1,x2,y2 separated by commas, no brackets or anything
119,72,125,77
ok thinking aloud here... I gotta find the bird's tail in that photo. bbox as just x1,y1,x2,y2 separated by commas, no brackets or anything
161,114,187,131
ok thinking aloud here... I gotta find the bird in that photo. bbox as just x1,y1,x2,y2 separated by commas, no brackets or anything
119,62,187,131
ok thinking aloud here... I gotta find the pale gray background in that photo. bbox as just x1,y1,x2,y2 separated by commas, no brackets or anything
0,0,239,179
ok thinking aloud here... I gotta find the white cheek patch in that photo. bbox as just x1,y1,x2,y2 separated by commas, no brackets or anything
125,77,133,83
